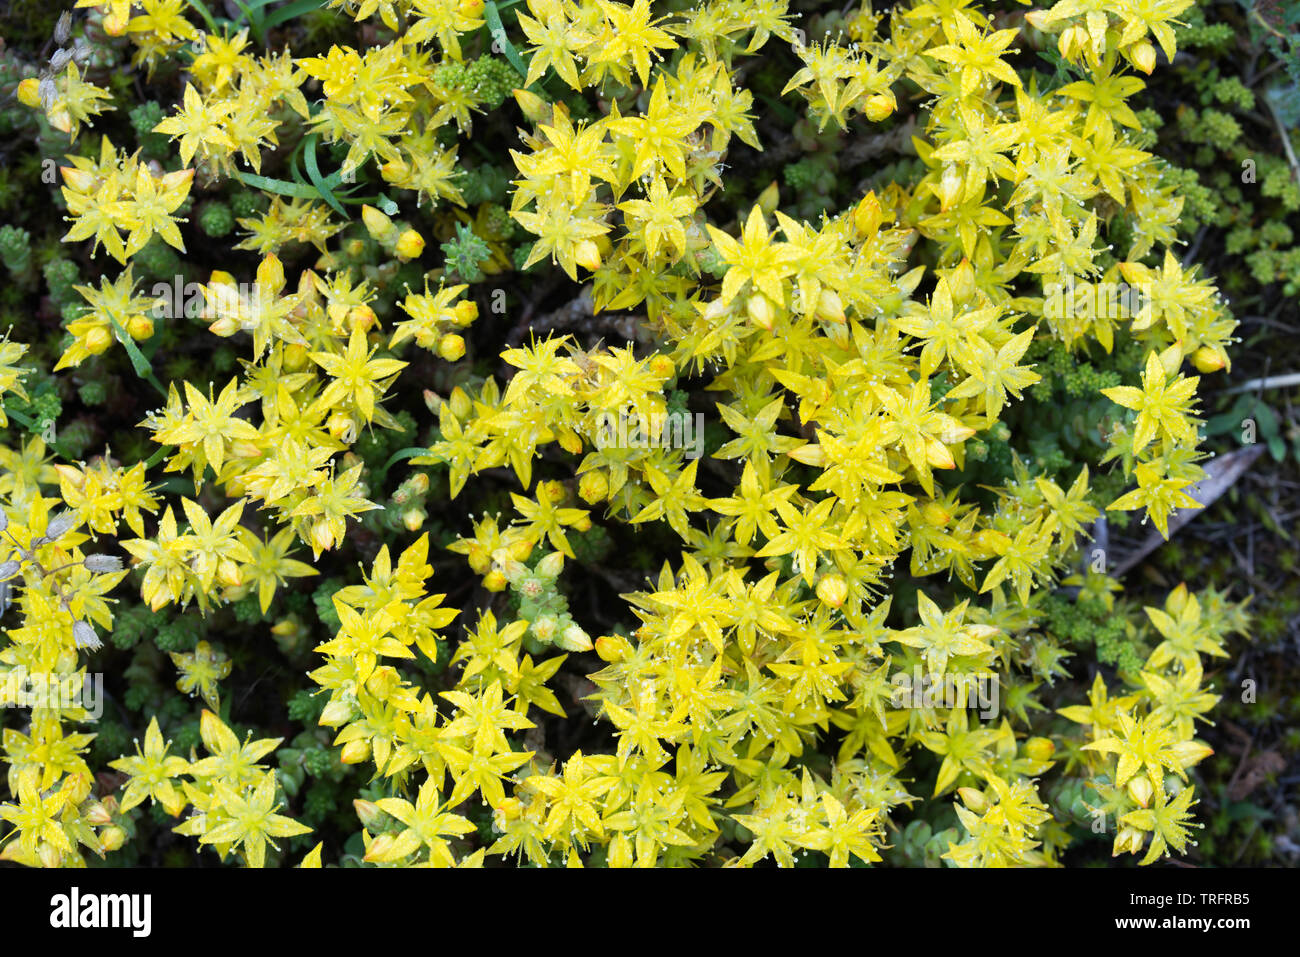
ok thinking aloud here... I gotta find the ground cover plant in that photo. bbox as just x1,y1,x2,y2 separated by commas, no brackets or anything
0,0,1294,868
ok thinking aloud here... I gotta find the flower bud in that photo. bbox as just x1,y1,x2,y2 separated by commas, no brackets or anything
483,569,508,591
1171,739,1213,770
401,508,424,532
557,428,583,455
1127,775,1154,808
361,205,397,244
578,470,608,503
853,192,883,237
1191,345,1226,373
949,259,977,302
85,802,113,826
595,635,629,662
366,666,400,700
815,574,848,609
494,797,522,826
340,739,371,764
925,438,956,470
103,9,129,35
536,551,565,579
453,299,478,326
63,772,92,804
513,87,551,123
282,342,310,370
74,620,103,651
1114,824,1145,856
395,229,426,261
353,799,384,830
363,832,407,863
574,240,601,271
1130,41,1156,74
919,501,951,526
438,334,465,361
17,78,41,109
746,292,775,330
531,614,558,643
84,326,113,355
126,314,155,341
51,512,83,540
39,843,64,869
957,787,988,814
1059,25,1088,61
83,554,123,574
466,543,491,575
935,164,963,210
1024,737,1056,763
99,825,127,852
556,623,593,653
863,92,895,122
816,288,845,323
319,697,355,727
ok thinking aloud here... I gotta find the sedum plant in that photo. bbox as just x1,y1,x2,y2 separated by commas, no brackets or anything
0,0,1255,868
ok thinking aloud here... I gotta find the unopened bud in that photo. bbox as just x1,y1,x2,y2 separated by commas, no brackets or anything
17,78,41,109
574,240,601,271
578,470,608,503
919,501,951,526
957,787,988,814
531,614,558,643
72,620,100,651
452,300,478,326
1024,737,1055,762
816,288,845,323
361,205,397,244
556,623,593,653
1191,345,1226,373
1114,824,1145,856
39,843,63,868
83,554,123,574
99,825,127,852
1127,775,1154,808
746,293,775,330
815,574,848,609
1130,41,1156,74
863,92,894,122
395,229,426,261
536,552,564,579
84,326,113,355
513,88,550,124
340,739,371,764
319,697,355,727
63,772,92,804
438,334,465,361
353,799,384,830
595,635,628,662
